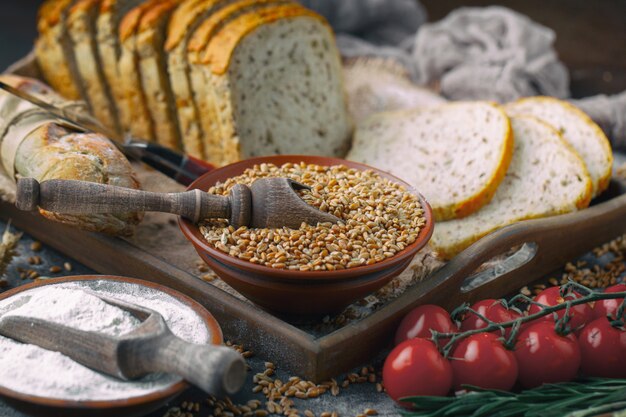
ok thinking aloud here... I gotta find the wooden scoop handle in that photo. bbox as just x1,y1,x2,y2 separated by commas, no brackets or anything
16,178,252,225
134,336,247,397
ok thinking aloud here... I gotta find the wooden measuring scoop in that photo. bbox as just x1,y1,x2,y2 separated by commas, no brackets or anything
0,294,246,397
15,177,339,229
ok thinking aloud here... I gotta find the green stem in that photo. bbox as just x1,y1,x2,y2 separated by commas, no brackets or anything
435,288,626,356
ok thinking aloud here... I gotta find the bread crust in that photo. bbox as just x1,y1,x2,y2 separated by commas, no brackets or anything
0,75,142,236
36,0,82,100
506,96,613,197
431,115,593,260
349,102,513,221
188,0,293,163
67,0,121,133
117,0,164,140
136,0,183,149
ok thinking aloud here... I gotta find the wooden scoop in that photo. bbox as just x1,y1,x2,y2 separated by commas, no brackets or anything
15,177,339,228
0,294,246,397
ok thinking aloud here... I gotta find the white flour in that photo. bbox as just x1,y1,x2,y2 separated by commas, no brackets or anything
0,280,212,401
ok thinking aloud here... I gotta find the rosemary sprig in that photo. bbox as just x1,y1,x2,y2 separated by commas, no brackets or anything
0,222,21,278
401,379,626,417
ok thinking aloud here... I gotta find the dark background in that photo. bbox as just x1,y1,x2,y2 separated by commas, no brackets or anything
1,0,625,97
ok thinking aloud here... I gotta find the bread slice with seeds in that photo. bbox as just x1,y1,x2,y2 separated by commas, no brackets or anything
166,0,223,159
66,0,120,133
347,102,513,221
35,0,83,100
193,4,352,166
96,0,144,133
506,96,613,197
117,0,161,140
186,0,292,162
168,0,287,159
430,116,592,260
135,0,183,150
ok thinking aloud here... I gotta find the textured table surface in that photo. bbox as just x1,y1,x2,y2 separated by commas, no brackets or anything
0,220,401,417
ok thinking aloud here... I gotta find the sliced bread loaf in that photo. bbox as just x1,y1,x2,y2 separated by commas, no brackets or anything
195,4,352,166
187,0,292,162
117,0,161,140
35,0,83,100
430,116,593,260
67,0,120,133
96,0,145,132
135,0,183,150
343,57,446,126
347,102,513,221
506,96,613,197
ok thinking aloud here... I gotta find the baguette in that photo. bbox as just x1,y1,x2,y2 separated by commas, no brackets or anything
430,116,593,259
0,75,141,236
347,102,513,221
506,96,613,197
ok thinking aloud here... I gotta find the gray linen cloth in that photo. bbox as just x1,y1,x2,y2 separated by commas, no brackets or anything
300,1,626,148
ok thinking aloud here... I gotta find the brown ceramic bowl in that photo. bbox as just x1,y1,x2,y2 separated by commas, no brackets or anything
0,276,223,417
180,155,434,316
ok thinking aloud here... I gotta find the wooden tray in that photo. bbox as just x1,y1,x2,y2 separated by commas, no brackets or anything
4,54,626,381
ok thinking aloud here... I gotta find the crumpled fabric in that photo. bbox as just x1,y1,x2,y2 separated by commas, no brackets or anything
297,0,425,70
412,6,570,102
301,0,626,149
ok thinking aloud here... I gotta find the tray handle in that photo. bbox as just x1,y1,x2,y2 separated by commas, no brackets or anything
421,191,626,308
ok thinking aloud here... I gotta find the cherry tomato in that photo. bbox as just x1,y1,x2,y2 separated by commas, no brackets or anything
529,287,593,332
578,317,626,378
395,305,458,347
450,333,518,391
383,339,453,405
461,299,522,337
514,321,581,388
593,284,626,320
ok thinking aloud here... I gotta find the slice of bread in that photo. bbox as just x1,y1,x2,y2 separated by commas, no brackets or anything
196,4,352,166
135,0,183,150
506,96,613,197
96,0,144,133
430,116,593,260
35,0,83,100
187,0,292,163
166,0,227,159
343,57,446,126
347,102,513,221
67,0,121,133
117,0,161,140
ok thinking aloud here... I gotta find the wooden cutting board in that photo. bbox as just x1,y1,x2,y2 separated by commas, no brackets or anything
5,54,626,381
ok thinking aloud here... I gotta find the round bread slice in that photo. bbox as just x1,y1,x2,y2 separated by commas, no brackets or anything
506,96,613,197
430,116,593,260
347,102,513,221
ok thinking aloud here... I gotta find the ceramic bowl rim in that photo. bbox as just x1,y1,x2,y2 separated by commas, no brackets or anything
0,275,222,410
179,155,434,282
